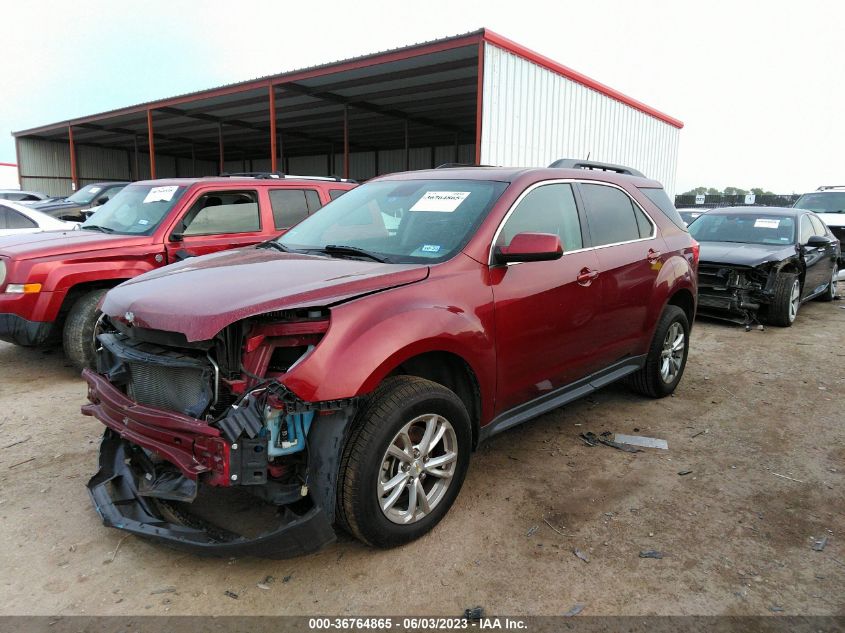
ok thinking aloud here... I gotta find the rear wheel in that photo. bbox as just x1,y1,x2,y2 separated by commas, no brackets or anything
337,376,471,548
817,266,837,302
627,305,689,398
63,288,107,370
768,273,800,326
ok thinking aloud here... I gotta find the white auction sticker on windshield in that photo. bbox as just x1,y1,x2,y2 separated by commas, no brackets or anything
143,186,178,204
410,191,470,212
754,218,780,228
89,186,101,194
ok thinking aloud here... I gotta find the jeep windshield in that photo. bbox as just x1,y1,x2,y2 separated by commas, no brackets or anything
80,184,187,235
689,213,796,245
793,192,845,213
276,179,509,264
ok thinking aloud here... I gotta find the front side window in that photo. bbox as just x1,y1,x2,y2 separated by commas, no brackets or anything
496,183,583,252
278,179,509,264
809,214,827,236
180,191,260,236
581,183,653,246
269,188,322,229
689,213,796,245
794,192,845,214
799,215,815,244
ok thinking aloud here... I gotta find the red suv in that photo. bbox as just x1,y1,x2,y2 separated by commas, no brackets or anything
0,174,356,368
82,160,698,558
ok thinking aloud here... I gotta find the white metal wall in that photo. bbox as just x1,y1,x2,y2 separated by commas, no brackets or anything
480,43,680,196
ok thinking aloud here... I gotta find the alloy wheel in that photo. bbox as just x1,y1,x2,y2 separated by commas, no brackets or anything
377,414,458,525
789,279,800,322
659,321,685,384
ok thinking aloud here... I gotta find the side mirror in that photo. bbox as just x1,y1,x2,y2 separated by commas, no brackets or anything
96,196,109,206
807,235,832,248
494,232,563,264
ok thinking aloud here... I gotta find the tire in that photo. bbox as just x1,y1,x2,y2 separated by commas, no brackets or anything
627,305,690,398
767,273,800,326
337,376,471,548
817,266,838,302
62,288,107,370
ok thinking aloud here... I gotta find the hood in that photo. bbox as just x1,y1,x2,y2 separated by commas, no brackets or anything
813,212,845,227
30,199,82,212
0,229,149,260
102,247,430,341
699,241,796,267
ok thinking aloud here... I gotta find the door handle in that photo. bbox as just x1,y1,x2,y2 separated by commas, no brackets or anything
647,248,662,263
576,267,599,286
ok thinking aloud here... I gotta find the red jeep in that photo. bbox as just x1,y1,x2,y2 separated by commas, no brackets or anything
0,174,356,368
82,160,698,558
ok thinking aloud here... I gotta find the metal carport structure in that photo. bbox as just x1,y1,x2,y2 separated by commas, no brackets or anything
12,28,683,197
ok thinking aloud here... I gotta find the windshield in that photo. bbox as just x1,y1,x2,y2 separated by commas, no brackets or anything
67,184,113,205
277,179,509,263
81,184,187,235
689,213,795,246
794,192,845,214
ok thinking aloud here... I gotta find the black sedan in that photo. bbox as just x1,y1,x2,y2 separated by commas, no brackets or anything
30,181,128,222
689,206,840,326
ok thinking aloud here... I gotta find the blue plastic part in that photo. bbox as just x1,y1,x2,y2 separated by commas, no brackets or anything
267,410,314,457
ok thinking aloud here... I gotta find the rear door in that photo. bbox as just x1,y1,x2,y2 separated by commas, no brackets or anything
577,182,665,361
165,189,264,260
802,213,836,295
267,187,323,234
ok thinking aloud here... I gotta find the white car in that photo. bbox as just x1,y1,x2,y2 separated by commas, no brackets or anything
0,199,79,236
794,186,845,280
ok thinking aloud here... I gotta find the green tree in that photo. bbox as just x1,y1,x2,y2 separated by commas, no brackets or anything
681,186,708,196
723,186,748,196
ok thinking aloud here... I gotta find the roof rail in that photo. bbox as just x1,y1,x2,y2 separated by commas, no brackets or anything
548,159,645,178
817,185,845,191
218,171,356,183
434,162,494,169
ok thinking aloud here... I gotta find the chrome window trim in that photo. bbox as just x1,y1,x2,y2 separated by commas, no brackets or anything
488,179,657,266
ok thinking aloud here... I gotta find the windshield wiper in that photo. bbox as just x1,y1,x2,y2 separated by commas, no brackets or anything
319,244,388,263
80,224,115,233
257,241,291,252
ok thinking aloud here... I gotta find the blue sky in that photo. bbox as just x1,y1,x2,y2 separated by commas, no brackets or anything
4,0,843,193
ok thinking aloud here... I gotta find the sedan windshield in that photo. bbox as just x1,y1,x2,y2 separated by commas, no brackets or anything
689,213,796,246
794,192,845,214
80,184,187,235
277,179,509,263
67,184,111,205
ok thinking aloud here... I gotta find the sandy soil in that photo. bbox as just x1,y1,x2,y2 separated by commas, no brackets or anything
0,302,843,617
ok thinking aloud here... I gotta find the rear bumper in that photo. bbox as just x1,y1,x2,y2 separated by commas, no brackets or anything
0,313,55,346
87,429,336,559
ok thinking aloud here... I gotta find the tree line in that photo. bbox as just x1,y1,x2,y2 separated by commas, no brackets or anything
681,187,775,196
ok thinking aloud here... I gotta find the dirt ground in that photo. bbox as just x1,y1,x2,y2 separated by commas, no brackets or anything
0,301,843,617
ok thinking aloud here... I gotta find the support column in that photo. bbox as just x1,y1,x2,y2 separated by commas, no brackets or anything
474,40,485,165
68,125,78,191
146,110,156,179
218,123,225,175
269,84,278,172
343,105,350,180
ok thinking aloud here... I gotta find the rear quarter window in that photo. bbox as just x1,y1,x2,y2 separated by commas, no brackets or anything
639,187,688,231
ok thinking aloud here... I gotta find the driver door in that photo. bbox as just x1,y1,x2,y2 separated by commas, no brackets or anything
490,182,605,415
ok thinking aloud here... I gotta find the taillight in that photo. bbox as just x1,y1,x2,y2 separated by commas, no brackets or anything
690,240,700,267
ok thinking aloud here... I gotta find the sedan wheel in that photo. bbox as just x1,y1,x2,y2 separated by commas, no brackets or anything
788,278,800,323
659,322,685,384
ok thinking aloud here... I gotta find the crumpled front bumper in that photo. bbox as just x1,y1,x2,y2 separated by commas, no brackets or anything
87,429,336,558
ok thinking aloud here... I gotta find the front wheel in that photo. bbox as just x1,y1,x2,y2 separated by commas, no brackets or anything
337,376,471,548
768,273,800,326
627,305,690,398
63,288,107,370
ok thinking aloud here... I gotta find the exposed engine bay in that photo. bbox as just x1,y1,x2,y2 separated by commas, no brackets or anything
696,262,779,326
83,308,357,558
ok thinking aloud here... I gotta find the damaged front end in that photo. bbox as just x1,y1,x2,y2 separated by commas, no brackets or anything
696,263,777,325
82,309,356,558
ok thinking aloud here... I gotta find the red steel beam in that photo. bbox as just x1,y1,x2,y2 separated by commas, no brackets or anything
343,105,349,180
268,85,278,172
68,125,78,190
146,110,156,179
474,40,485,165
